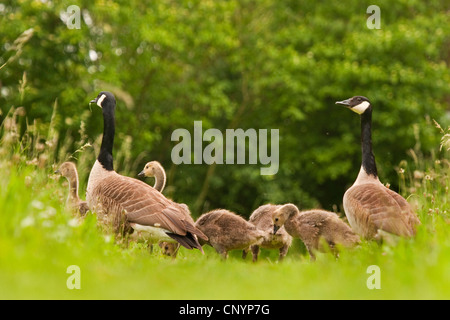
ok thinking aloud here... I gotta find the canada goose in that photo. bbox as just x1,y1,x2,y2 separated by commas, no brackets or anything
55,161,89,215
137,160,180,257
195,209,266,259
273,204,360,261
86,91,207,251
242,204,292,262
138,161,166,192
336,96,420,239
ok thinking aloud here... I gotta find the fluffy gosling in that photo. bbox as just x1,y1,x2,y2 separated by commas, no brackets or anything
55,162,89,215
273,204,360,261
195,209,266,259
243,204,292,262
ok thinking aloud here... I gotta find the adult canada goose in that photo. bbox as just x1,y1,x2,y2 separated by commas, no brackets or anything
138,161,166,192
272,204,360,261
336,96,420,239
86,91,207,251
55,161,89,215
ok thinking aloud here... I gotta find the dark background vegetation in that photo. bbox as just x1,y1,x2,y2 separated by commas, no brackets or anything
1,0,449,217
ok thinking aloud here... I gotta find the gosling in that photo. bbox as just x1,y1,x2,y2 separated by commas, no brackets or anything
243,204,292,262
137,160,182,257
138,161,166,192
195,209,266,259
158,241,180,258
273,204,360,261
55,162,89,215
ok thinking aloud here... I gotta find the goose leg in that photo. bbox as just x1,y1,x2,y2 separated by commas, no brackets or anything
279,244,289,261
251,245,260,262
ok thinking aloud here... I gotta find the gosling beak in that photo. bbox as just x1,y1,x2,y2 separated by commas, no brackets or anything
273,225,280,234
54,169,60,174
335,98,351,107
138,171,145,178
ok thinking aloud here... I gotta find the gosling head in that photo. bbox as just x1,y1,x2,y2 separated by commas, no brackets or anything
273,203,300,234
138,161,162,178
55,161,77,178
159,242,180,258
335,96,371,115
90,91,116,110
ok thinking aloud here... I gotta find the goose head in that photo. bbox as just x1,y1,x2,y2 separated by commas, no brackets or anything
336,96,371,115
273,203,299,234
138,161,161,178
55,161,77,178
90,91,116,110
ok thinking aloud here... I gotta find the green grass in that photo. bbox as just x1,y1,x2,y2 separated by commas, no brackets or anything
0,112,449,300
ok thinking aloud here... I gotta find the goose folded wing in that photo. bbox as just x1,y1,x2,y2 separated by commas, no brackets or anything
384,187,421,230
126,198,208,241
98,175,190,236
347,184,415,237
126,206,188,236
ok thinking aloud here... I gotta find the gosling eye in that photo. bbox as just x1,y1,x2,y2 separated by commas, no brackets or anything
274,218,278,222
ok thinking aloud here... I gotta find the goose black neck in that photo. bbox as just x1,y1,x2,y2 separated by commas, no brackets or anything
98,106,115,171
360,107,378,177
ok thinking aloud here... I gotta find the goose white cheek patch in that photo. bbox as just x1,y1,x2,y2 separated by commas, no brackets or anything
96,94,106,108
351,101,370,114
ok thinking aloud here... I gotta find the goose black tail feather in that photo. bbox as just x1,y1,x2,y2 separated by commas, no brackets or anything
167,232,204,254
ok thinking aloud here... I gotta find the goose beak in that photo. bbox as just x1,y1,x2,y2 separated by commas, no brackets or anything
138,171,145,178
273,225,280,234
90,93,106,108
335,99,351,107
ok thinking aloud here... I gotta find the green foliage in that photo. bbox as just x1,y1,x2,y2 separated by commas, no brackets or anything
0,0,449,218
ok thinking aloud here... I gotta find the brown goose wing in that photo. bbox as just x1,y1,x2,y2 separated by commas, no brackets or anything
127,206,188,235
96,174,207,245
345,183,417,237
384,187,421,231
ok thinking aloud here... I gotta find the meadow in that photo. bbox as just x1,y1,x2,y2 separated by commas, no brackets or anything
0,106,448,300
